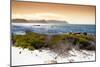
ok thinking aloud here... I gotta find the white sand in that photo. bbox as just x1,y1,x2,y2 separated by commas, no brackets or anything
12,47,95,66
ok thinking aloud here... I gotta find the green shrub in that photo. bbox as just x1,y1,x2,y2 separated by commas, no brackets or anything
12,32,46,50
12,32,95,51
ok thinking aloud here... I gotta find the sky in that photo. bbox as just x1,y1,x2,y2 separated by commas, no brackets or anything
12,0,96,24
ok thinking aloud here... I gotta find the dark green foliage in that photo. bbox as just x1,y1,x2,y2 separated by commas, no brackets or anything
83,32,87,35
12,32,95,51
48,34,95,50
12,32,46,50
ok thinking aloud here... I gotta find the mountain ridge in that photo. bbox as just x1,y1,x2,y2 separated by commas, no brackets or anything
12,19,69,24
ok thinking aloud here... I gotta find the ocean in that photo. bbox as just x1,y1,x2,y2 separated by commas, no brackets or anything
11,23,96,35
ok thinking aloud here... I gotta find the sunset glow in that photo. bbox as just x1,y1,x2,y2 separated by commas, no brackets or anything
12,0,96,24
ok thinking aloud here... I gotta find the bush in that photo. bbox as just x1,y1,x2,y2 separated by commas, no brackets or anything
12,32,95,51
12,32,46,50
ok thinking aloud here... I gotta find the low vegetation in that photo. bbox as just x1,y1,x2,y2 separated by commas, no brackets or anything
12,32,96,52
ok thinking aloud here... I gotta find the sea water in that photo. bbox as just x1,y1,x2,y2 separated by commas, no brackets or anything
11,23,96,35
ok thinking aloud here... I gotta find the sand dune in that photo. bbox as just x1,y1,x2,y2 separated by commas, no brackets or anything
12,47,95,66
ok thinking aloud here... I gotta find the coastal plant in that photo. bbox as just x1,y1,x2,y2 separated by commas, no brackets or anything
12,32,96,51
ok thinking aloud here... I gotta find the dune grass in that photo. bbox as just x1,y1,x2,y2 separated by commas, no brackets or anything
12,32,96,51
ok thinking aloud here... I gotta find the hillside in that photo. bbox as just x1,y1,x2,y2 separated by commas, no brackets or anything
12,19,68,24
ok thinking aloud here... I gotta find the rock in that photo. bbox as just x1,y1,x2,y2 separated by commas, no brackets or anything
19,51,21,54
54,56,57,59
39,49,42,52
68,59,74,63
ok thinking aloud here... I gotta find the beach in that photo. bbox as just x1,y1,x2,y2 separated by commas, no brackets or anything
12,47,95,66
